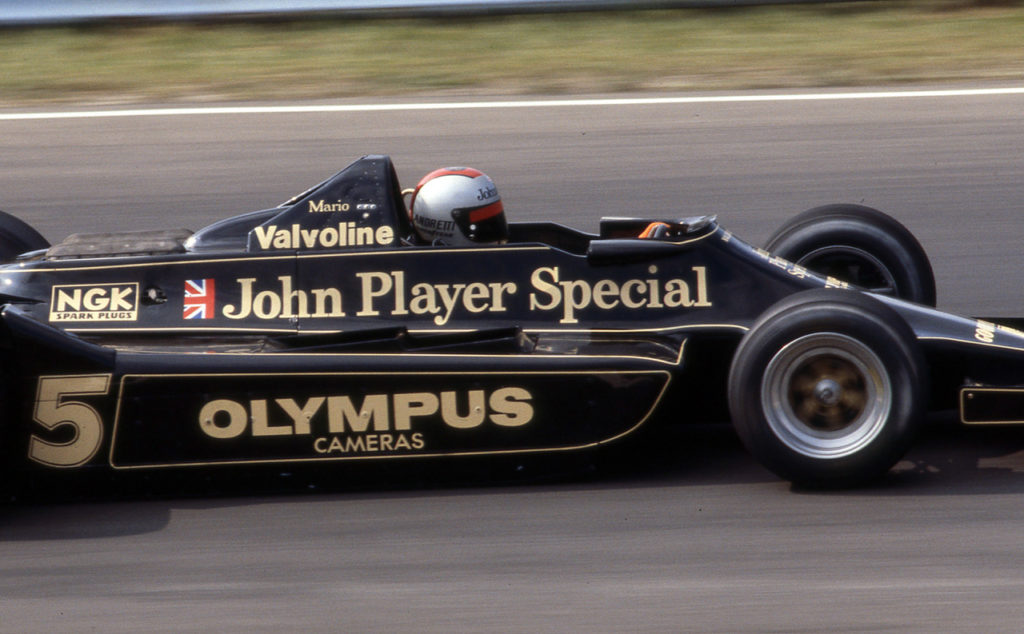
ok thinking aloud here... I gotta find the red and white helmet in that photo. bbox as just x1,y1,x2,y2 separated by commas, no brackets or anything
409,167,508,246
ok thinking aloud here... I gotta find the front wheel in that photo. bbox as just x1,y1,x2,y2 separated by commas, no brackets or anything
765,204,936,306
728,289,927,487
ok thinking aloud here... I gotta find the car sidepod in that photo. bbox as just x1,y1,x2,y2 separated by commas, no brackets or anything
0,305,677,475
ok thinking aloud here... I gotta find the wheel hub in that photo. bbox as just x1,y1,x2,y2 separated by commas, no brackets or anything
761,332,892,460
813,378,841,407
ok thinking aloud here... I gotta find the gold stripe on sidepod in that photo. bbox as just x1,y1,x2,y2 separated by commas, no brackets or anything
64,322,748,336
70,326,299,334
107,368,672,469
118,338,687,368
523,323,747,335
959,387,1024,425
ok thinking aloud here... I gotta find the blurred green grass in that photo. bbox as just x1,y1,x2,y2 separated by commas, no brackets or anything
1,1,1023,105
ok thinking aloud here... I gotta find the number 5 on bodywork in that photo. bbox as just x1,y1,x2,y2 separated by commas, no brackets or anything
30,374,111,468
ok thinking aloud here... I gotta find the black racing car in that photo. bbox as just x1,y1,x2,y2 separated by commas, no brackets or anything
1,155,1020,489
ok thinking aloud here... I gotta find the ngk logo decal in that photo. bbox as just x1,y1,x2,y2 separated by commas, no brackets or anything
50,283,139,322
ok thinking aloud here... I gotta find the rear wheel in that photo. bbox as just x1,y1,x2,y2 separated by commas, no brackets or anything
0,210,49,260
765,204,935,306
728,290,927,487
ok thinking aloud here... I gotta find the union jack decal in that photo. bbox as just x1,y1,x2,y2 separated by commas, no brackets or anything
183,278,216,319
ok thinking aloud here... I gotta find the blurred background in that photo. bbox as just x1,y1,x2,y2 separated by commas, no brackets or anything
2,0,1023,105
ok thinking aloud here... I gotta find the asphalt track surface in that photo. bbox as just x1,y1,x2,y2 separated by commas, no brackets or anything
2,86,1024,631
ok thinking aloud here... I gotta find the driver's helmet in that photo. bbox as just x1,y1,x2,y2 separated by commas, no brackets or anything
409,167,508,245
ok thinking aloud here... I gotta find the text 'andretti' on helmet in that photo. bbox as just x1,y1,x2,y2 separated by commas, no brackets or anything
409,167,509,246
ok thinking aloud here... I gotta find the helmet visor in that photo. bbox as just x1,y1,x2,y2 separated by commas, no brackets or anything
451,200,509,244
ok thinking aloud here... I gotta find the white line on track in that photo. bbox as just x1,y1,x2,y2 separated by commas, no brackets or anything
2,86,1023,121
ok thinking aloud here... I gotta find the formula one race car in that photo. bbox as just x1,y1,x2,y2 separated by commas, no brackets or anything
1,155,1021,489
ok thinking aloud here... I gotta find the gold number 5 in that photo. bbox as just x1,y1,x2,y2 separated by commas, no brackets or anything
30,375,111,468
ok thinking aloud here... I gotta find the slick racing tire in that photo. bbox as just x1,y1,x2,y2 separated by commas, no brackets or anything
0,210,49,261
727,289,927,488
765,204,936,306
